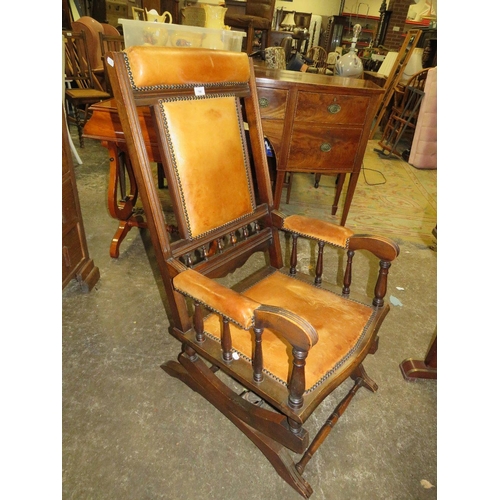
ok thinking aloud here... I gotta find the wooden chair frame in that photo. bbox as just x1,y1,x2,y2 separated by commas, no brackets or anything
63,30,110,147
106,46,399,498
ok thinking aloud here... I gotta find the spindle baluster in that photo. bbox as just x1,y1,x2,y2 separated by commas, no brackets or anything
194,302,205,343
343,249,354,296
288,348,307,410
290,234,298,275
253,327,264,382
314,241,325,285
221,317,233,362
201,245,208,261
373,260,391,307
217,237,224,253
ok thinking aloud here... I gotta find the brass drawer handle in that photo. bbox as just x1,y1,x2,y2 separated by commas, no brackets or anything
327,103,341,114
259,97,269,108
320,142,332,152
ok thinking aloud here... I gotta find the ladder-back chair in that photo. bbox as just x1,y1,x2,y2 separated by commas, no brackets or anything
63,30,110,147
376,68,429,158
106,46,399,498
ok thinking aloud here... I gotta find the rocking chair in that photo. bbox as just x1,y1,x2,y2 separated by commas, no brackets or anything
106,46,399,498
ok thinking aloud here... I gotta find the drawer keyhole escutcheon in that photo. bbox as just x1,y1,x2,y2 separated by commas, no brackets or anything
259,97,269,108
320,143,332,153
327,104,341,114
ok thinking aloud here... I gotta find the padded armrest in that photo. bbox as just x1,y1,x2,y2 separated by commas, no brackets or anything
173,268,260,330
173,268,318,351
274,212,400,261
274,212,354,248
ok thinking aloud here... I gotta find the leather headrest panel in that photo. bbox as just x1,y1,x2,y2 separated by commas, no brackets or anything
124,46,250,90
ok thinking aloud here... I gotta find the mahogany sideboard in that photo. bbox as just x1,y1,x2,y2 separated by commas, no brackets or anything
253,67,383,222
83,66,383,258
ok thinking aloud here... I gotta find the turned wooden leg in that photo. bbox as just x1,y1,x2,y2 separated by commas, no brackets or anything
331,174,346,216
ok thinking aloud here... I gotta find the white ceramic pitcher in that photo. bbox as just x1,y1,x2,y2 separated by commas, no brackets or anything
145,8,172,23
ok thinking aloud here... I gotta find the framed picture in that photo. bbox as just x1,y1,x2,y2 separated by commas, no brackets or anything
132,7,145,21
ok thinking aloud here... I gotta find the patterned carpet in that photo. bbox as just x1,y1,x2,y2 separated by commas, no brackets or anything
278,140,437,247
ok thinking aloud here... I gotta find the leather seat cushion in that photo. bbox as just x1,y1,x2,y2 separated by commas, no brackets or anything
203,271,375,393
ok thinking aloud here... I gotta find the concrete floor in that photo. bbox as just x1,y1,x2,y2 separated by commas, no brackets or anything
62,129,437,500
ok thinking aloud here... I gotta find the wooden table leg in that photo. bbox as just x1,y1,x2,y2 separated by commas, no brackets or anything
331,173,346,216
106,142,147,258
400,332,437,381
273,170,287,209
339,172,359,226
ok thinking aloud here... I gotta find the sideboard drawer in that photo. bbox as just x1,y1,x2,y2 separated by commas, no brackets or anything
257,88,288,120
294,92,370,125
287,125,363,171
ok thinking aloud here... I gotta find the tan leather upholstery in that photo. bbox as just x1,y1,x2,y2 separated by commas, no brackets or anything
282,214,354,247
203,271,375,392
124,46,250,89
158,95,255,238
173,268,260,329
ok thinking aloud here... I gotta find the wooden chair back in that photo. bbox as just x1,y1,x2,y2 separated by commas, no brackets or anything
105,47,276,322
63,30,96,90
98,32,125,94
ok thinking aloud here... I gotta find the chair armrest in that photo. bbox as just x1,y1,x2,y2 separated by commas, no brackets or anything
272,212,353,249
255,305,318,351
273,212,400,261
173,268,260,330
348,235,400,262
173,268,318,351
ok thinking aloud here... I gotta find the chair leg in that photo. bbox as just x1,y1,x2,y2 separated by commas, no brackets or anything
73,105,85,148
295,377,365,475
286,172,293,204
246,24,256,54
163,353,314,498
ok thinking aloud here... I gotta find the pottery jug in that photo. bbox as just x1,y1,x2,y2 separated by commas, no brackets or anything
145,8,172,23
202,4,227,30
201,4,227,50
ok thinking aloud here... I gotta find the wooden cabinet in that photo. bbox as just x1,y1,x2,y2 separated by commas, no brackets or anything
254,68,383,225
62,109,100,292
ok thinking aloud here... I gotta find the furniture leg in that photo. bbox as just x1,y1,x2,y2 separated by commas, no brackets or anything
273,170,287,209
339,173,359,226
163,355,314,498
106,142,146,258
331,173,346,216
400,332,437,380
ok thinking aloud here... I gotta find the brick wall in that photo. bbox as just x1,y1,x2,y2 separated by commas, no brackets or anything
383,0,414,50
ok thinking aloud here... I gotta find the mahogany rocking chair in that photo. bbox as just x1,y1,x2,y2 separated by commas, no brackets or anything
106,46,399,498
